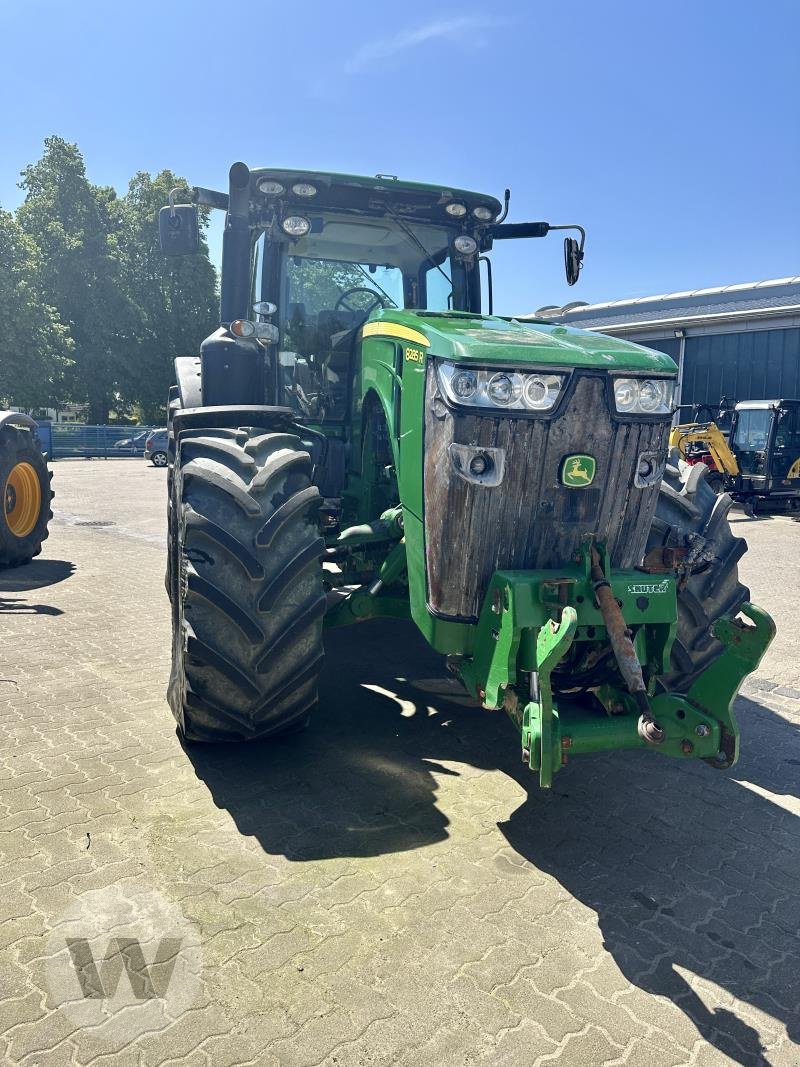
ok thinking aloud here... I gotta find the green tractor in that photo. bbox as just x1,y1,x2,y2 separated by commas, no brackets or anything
159,164,774,787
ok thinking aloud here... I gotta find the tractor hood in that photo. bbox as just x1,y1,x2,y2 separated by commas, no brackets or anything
365,310,677,374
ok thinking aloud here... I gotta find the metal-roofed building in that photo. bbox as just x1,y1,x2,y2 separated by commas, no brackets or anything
526,277,800,410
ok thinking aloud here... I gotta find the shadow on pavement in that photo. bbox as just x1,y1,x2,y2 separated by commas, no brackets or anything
187,621,799,1066
0,558,75,592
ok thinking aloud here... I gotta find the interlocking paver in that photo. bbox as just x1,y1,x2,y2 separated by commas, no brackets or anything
0,460,797,1066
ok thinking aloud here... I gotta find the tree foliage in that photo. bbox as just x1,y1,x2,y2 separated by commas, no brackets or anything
117,170,218,424
8,138,219,424
0,208,73,409
16,136,141,423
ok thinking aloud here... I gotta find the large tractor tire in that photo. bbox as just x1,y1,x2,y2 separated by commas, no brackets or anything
0,425,53,568
649,459,749,693
168,425,325,742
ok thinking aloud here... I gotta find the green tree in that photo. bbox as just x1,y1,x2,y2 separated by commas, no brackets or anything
0,208,73,409
16,136,140,423
117,170,218,424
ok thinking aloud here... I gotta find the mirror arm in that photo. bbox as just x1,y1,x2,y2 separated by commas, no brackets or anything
192,186,230,212
168,185,229,214
547,223,586,255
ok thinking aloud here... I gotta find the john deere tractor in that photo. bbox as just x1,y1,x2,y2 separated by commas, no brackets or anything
159,164,774,786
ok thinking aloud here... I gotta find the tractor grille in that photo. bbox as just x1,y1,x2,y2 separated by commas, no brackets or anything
423,367,670,619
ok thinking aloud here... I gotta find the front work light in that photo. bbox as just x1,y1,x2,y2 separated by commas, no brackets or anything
291,182,317,198
445,202,468,217
258,179,285,195
438,362,565,413
613,377,675,415
453,235,478,255
472,205,494,221
281,215,311,237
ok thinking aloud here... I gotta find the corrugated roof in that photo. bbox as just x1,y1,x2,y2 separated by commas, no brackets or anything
527,277,800,328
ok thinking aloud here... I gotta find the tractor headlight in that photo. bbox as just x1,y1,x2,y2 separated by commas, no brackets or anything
258,179,285,196
472,205,494,221
291,182,318,198
453,235,478,256
281,215,311,237
613,377,675,415
445,202,468,217
437,362,565,413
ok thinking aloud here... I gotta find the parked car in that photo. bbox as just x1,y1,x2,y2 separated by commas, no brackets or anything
113,429,150,455
144,429,168,467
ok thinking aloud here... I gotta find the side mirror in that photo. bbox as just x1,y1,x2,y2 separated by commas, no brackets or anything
159,204,199,256
564,236,583,286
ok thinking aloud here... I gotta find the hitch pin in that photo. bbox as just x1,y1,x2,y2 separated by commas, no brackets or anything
590,546,664,745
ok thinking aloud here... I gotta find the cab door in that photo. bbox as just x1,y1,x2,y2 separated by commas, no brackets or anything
770,403,800,491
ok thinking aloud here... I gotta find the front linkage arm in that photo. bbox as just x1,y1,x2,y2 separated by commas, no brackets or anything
459,541,775,788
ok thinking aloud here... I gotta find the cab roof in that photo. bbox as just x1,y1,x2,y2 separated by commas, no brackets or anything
250,167,503,219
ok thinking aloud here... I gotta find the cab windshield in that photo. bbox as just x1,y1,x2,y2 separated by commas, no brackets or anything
732,409,771,451
262,213,471,421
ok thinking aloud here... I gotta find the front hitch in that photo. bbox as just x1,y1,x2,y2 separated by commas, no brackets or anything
458,542,775,788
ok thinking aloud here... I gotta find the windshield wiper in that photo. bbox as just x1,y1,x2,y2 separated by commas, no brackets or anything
384,206,453,294
354,264,398,307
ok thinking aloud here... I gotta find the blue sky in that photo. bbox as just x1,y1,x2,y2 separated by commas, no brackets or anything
1,0,797,314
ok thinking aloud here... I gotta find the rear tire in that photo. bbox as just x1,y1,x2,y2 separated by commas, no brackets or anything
168,425,325,742
649,460,749,692
151,451,168,467
0,426,53,568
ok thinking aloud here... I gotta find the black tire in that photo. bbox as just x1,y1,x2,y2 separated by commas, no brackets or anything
165,388,180,601
151,451,168,468
0,426,53,568
703,469,725,495
168,425,325,742
648,459,749,692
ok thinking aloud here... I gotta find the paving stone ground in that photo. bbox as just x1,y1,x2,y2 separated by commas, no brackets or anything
1,458,798,1067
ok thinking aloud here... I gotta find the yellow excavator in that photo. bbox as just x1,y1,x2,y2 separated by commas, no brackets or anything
669,419,739,493
670,398,800,514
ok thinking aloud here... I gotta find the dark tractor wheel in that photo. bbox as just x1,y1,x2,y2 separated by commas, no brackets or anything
0,426,53,568
648,460,749,693
151,451,168,468
168,426,325,742
703,469,725,495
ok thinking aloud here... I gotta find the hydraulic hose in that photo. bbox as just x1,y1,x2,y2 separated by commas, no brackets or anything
590,546,664,745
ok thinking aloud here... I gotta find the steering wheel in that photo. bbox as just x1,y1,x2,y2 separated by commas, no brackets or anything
334,287,392,322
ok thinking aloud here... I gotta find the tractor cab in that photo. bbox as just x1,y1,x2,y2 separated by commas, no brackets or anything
730,399,800,508
248,169,498,423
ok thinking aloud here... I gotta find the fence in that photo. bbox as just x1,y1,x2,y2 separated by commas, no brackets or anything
37,424,160,460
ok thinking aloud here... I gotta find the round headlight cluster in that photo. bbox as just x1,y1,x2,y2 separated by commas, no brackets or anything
438,362,565,413
613,377,675,415
453,235,478,256
281,215,311,237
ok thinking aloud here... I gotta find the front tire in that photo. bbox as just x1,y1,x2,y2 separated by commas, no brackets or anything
0,426,52,568
649,461,749,692
168,426,325,742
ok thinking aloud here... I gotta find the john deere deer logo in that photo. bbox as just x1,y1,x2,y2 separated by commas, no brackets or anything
561,454,596,487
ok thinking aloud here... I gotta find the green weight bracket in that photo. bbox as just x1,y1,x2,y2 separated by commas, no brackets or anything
682,601,776,769
521,609,578,788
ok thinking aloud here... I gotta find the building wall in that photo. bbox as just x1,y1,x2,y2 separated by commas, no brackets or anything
632,329,800,408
